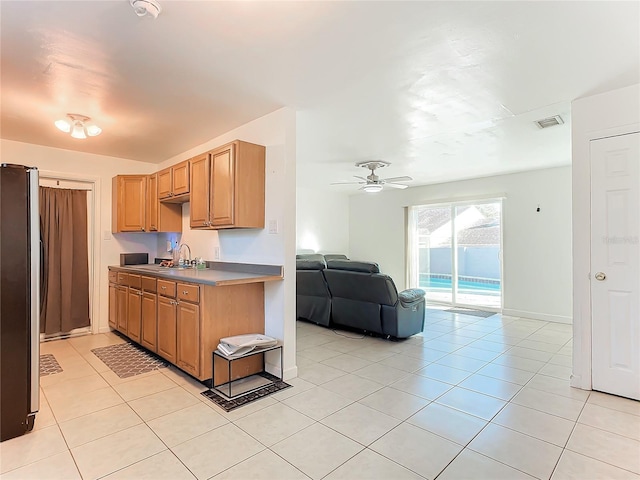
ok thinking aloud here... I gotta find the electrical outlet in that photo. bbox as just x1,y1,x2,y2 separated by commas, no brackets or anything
214,246,220,260
268,219,278,234
103,230,111,241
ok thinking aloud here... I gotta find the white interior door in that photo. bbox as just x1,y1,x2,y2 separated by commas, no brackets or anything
591,132,640,400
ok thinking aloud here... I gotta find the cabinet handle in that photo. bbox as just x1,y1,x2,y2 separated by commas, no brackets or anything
141,227,145,232
182,291,188,295
161,286,166,290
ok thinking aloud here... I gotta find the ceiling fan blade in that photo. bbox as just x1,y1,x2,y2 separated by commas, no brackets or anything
385,183,409,189
330,181,365,185
354,175,369,181
382,176,412,183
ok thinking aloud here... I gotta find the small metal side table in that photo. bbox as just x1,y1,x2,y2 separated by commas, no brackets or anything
211,341,283,399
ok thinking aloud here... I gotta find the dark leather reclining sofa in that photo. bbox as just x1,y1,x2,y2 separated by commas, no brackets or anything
296,254,425,338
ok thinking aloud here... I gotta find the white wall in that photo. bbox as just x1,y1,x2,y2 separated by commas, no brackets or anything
0,139,158,333
349,166,573,323
571,83,640,391
155,108,298,379
296,188,350,255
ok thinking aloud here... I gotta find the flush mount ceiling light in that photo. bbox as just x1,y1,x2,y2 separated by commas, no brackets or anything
130,0,162,19
55,114,102,139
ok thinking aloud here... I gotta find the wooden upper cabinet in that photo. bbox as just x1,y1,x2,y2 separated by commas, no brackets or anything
190,140,265,230
189,153,211,228
158,160,190,200
157,168,172,199
211,144,235,227
172,160,190,196
112,175,147,233
146,173,158,232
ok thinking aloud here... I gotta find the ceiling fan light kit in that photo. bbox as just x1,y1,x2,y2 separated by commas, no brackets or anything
330,160,412,193
55,114,102,139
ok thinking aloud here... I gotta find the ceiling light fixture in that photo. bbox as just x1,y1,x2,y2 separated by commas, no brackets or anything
130,0,162,19
55,114,102,139
363,184,383,193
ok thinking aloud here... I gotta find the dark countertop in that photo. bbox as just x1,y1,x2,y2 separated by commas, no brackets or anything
109,261,283,286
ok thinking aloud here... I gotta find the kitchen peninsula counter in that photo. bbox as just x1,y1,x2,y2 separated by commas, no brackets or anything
107,261,282,382
108,261,283,286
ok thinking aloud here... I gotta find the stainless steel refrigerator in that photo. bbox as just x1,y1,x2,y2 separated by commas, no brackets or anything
0,164,40,442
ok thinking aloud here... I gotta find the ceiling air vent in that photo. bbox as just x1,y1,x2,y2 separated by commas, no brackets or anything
535,115,564,129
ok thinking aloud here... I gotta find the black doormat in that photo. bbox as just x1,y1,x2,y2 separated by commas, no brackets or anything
201,372,292,412
91,342,168,378
446,308,496,318
40,354,63,376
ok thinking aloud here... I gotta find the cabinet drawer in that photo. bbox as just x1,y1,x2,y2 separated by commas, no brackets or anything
128,274,142,289
141,276,157,292
109,271,117,283
117,272,128,285
157,279,176,297
177,283,199,303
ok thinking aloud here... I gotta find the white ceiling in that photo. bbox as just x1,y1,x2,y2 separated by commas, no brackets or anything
1,1,639,190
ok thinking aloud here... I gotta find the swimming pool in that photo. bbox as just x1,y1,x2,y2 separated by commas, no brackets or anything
419,275,501,294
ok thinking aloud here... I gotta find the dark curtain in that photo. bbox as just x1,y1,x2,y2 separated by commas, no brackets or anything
39,187,90,334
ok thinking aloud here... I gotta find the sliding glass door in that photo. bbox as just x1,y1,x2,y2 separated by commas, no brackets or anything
408,199,502,309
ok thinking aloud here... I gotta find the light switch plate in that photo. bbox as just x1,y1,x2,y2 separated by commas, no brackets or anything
268,219,278,234
103,230,112,241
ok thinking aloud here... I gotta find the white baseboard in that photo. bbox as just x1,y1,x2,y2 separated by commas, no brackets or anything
282,365,298,381
98,326,113,334
502,309,572,324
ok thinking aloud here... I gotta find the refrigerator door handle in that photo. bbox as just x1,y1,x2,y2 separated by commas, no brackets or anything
28,167,40,415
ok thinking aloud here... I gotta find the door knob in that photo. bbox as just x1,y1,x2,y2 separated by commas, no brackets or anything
595,272,607,281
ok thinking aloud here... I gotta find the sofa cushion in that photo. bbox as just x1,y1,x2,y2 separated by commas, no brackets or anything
326,259,380,273
398,288,426,305
296,258,326,270
323,254,349,262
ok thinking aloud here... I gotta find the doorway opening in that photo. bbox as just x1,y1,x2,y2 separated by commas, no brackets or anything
39,174,98,341
408,199,503,310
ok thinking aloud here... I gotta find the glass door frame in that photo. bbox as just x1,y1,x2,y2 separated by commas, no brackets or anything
407,197,504,311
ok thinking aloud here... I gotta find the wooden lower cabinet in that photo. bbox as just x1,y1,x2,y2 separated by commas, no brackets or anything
108,268,271,382
177,301,200,377
108,283,117,329
127,288,142,343
140,291,157,352
116,285,128,334
157,295,177,364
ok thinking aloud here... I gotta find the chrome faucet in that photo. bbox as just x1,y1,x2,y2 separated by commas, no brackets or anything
178,243,191,266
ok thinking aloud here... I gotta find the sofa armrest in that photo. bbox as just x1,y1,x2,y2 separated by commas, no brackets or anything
398,288,425,306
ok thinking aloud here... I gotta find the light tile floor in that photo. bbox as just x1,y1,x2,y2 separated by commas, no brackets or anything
1,309,640,479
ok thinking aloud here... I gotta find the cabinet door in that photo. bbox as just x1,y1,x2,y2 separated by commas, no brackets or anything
117,176,147,232
147,174,158,232
157,168,172,199
140,292,157,352
127,288,142,343
189,153,211,228
108,283,117,329
157,296,177,363
116,285,128,334
172,160,190,196
177,301,200,377
210,144,235,227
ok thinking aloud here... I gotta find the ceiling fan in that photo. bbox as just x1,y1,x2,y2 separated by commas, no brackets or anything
331,161,412,193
